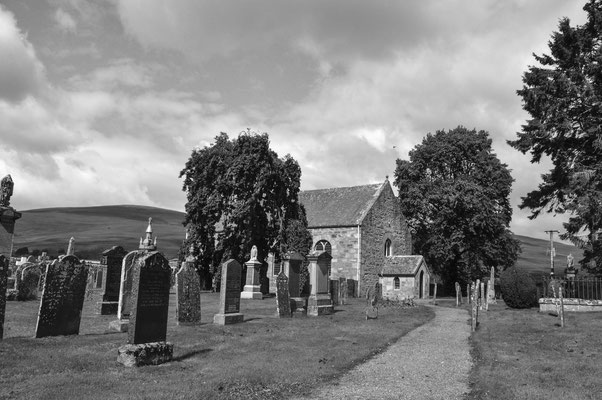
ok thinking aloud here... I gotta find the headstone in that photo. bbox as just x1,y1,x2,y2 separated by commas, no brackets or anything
128,252,172,344
175,250,201,325
17,264,41,301
307,251,333,316
365,282,380,319
330,279,340,306
213,259,244,325
339,277,348,305
282,251,305,311
0,255,8,339
35,255,88,338
275,271,291,318
476,279,481,310
99,246,127,315
487,267,497,304
117,251,173,367
480,281,485,311
241,245,263,299
66,237,75,256
455,282,461,306
470,282,478,332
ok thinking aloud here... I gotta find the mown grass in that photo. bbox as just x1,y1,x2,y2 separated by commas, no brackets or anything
0,293,434,400
467,302,602,400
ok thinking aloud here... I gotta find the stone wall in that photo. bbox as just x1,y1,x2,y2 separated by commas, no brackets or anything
539,298,602,312
359,184,412,296
310,226,359,283
380,276,416,300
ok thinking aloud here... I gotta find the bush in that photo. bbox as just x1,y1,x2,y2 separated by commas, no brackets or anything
500,267,538,308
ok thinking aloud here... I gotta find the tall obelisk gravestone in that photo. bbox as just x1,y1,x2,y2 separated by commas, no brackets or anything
0,174,21,340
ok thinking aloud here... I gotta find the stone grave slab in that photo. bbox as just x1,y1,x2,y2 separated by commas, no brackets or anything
35,255,88,338
275,271,291,318
307,251,333,316
17,264,41,301
213,259,244,325
99,246,127,315
176,258,201,325
0,255,8,339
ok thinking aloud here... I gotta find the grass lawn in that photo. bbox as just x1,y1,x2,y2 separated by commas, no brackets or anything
467,301,602,400
0,293,434,400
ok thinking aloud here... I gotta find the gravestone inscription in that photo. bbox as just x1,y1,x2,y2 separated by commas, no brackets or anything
35,255,88,338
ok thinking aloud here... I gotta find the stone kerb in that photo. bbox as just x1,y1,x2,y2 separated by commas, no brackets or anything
241,245,263,300
35,255,89,338
0,255,8,339
213,259,244,325
175,257,201,325
117,251,173,367
307,251,334,316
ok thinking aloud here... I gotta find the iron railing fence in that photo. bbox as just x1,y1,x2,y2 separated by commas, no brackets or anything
540,277,602,300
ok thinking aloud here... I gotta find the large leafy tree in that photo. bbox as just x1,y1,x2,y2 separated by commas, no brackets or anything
180,131,308,278
508,0,602,274
394,127,520,289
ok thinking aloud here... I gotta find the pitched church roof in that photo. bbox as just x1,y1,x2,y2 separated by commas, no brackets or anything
299,180,387,228
380,255,426,276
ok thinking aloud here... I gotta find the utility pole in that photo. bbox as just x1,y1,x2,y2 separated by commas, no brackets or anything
545,230,559,277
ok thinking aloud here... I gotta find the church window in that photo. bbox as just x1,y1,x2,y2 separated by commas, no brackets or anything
315,240,332,255
384,239,392,256
394,276,400,290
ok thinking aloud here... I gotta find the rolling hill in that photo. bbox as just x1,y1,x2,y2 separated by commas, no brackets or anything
11,205,583,275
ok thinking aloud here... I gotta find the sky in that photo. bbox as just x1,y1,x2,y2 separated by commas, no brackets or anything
0,0,588,242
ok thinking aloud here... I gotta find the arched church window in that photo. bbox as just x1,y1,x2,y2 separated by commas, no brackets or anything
384,239,392,256
314,240,332,255
394,276,400,289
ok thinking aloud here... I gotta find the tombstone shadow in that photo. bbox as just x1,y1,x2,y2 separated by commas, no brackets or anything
172,348,212,362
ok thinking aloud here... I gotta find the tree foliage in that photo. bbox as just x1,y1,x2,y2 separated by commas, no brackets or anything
394,126,520,289
180,131,309,276
508,1,602,274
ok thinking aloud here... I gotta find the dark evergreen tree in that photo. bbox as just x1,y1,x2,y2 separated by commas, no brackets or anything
394,126,520,289
509,1,602,274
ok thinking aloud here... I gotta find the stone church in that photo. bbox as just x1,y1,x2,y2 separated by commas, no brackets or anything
297,177,430,298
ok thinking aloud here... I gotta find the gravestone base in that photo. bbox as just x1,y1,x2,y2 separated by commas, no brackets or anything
240,284,263,300
307,294,333,316
117,342,173,367
213,312,244,325
99,301,119,315
109,319,129,332
290,297,306,314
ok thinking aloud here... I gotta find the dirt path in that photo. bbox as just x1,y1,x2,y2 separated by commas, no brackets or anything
293,305,472,400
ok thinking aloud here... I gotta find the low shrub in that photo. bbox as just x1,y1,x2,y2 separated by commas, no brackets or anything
500,267,538,308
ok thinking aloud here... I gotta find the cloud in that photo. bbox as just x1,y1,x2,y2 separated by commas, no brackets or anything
54,8,77,33
0,5,46,102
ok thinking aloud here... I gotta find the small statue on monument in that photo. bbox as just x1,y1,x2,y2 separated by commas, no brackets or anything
249,245,258,261
0,174,14,207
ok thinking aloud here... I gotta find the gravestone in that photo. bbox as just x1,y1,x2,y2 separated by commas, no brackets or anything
117,251,173,367
307,251,333,316
241,245,263,299
487,267,497,304
99,246,127,315
0,255,8,339
455,282,461,306
213,259,244,325
17,264,41,301
110,251,142,332
470,282,478,332
175,249,201,325
282,252,305,311
339,277,348,305
275,271,291,318
35,255,88,338
330,279,340,306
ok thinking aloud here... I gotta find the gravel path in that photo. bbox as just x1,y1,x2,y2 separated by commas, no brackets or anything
293,305,472,400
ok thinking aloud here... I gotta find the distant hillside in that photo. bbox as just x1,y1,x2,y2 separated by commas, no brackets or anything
12,205,186,259
513,234,584,279
10,205,584,273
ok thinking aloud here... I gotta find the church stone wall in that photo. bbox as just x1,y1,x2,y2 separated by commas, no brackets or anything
310,226,359,284
359,185,412,297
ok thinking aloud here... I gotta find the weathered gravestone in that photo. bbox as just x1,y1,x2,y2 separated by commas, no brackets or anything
35,255,88,338
213,259,244,325
365,282,381,320
339,277,348,305
282,251,305,312
17,264,41,301
330,279,340,306
175,248,201,325
275,271,291,318
0,255,8,339
307,251,334,316
487,267,497,305
117,251,173,367
99,246,127,315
